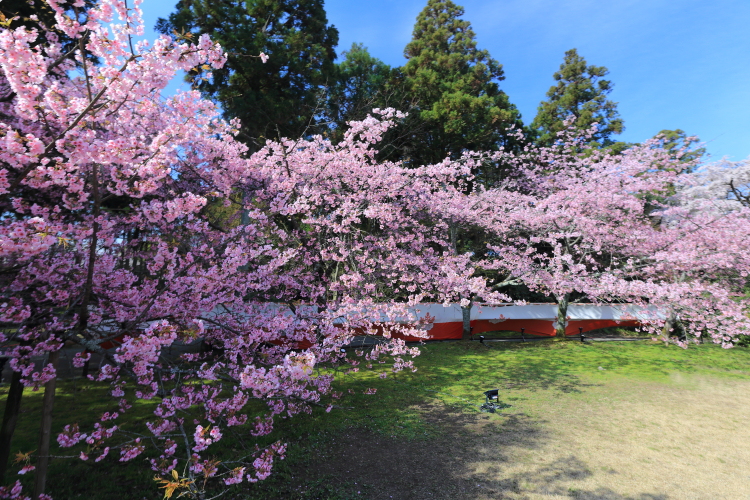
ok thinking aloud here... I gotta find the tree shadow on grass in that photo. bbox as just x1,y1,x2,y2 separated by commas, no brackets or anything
573,491,669,500
470,453,670,499
296,403,669,500
299,406,548,500
307,341,687,500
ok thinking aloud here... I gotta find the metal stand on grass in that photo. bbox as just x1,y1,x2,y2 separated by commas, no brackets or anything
480,389,509,413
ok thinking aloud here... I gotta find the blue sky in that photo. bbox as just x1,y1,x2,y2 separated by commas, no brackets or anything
143,0,750,162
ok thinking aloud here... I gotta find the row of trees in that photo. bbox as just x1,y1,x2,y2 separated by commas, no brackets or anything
153,0,700,164
0,0,748,498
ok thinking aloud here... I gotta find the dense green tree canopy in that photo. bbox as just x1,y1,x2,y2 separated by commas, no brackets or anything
323,43,402,142
399,0,524,168
531,48,623,148
156,0,338,149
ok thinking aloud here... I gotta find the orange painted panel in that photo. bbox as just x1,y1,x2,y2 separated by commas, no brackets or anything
565,320,640,335
471,319,556,336
392,322,464,341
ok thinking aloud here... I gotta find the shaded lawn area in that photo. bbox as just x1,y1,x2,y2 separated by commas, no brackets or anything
3,340,750,499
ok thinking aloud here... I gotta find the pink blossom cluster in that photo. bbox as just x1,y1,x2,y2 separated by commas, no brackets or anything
192,425,222,452
0,481,27,500
113,321,176,382
119,439,145,462
57,424,87,448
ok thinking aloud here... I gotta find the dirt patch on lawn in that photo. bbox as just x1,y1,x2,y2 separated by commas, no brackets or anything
302,375,750,500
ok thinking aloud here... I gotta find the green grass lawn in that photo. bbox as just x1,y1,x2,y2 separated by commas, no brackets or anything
3,339,750,499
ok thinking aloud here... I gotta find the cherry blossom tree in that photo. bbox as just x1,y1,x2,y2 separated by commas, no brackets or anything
0,2,439,498
2,2,748,498
647,156,750,344
435,130,750,344
677,157,750,209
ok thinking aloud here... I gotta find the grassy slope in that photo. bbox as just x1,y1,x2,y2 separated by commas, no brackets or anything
2,340,749,499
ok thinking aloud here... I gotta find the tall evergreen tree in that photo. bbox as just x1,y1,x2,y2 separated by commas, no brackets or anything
400,0,524,169
156,0,338,148
399,0,526,329
323,43,402,142
532,48,623,148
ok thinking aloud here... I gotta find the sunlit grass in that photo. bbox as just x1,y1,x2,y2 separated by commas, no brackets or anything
1,340,748,498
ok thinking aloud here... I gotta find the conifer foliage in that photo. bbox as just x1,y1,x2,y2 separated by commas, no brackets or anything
400,0,524,166
156,0,338,148
531,48,623,148
323,43,400,143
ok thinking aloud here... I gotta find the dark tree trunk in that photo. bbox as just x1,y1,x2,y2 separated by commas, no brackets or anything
662,310,677,338
81,356,91,378
461,297,473,340
0,369,25,481
33,350,60,498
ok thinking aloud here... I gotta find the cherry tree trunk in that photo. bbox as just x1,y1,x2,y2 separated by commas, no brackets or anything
461,297,473,340
555,294,570,338
662,310,677,337
0,370,24,480
33,350,60,498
